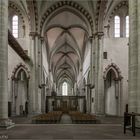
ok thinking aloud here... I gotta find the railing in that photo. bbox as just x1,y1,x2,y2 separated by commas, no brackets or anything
124,104,140,136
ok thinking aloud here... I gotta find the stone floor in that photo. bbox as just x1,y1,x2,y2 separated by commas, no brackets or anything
0,124,140,140
0,115,139,140
60,114,72,124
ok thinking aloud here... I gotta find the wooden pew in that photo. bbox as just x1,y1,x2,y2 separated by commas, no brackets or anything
69,111,97,124
32,111,62,124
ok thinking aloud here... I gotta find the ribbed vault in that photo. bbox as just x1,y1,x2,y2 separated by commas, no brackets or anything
44,9,90,94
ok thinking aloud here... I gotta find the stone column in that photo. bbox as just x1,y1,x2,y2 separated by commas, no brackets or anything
40,37,46,113
28,33,35,114
41,89,46,113
0,0,14,128
136,0,140,114
35,34,40,113
94,32,104,115
128,0,140,114
90,36,96,114
128,0,139,113
38,37,43,86
89,36,95,86
29,32,40,115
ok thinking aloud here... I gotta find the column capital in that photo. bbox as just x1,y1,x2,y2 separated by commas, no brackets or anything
29,32,39,36
40,36,44,43
114,78,119,81
29,32,41,39
93,32,104,40
88,35,94,43
88,35,94,40
40,36,44,41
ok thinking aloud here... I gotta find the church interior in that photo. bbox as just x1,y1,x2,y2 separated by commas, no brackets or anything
1,0,140,139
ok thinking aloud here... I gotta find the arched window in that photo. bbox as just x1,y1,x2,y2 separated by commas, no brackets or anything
126,16,129,37
12,15,18,38
17,70,27,81
114,16,120,37
62,82,68,96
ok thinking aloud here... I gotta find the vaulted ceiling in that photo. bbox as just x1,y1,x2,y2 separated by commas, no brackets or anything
45,10,89,85
8,0,128,86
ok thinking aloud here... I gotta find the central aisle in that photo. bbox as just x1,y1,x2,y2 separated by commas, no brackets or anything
60,114,72,124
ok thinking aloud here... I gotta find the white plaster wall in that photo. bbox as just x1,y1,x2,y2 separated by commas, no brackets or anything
105,81,117,115
103,37,128,115
16,81,27,115
17,38,30,52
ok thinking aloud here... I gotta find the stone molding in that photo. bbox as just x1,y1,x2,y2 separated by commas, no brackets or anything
9,1,25,24
27,0,38,32
108,1,128,23
40,1,93,34
91,32,104,40
103,63,123,80
11,63,30,80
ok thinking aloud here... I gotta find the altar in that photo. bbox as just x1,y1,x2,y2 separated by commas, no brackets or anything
46,96,86,113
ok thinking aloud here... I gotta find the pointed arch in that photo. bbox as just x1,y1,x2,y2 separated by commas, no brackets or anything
40,1,94,35
103,63,123,80
11,63,30,80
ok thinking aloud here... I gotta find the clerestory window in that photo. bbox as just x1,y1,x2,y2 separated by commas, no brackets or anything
12,15,18,38
126,16,129,37
114,16,120,38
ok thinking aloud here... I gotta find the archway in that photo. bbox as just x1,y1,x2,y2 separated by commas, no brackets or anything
11,65,30,116
40,1,94,115
104,64,122,116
